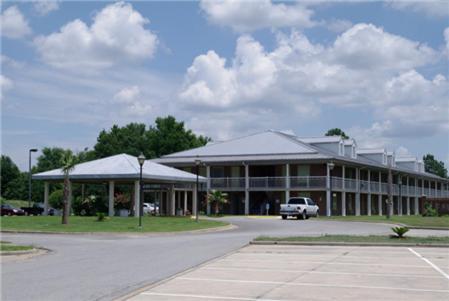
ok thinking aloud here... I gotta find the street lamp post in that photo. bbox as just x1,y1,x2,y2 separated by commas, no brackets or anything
28,148,38,208
195,157,201,223
328,162,335,216
137,153,146,228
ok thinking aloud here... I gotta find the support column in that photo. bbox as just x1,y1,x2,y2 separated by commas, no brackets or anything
378,171,382,216
406,176,410,215
341,165,346,216
414,178,419,215
184,190,188,215
108,180,115,217
326,163,331,217
43,182,49,216
134,180,140,217
206,165,211,215
193,184,198,218
244,163,249,215
367,170,371,216
170,185,176,216
285,163,290,203
355,167,360,216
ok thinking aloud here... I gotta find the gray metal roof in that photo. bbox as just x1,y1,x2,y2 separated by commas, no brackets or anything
33,154,206,183
157,130,447,182
163,130,317,158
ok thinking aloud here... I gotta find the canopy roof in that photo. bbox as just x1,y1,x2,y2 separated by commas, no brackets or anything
33,154,205,183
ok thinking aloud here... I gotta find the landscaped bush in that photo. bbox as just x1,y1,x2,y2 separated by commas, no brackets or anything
49,189,64,209
391,226,409,238
96,212,106,222
422,203,438,217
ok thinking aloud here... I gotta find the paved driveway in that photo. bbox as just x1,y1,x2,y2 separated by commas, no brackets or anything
1,217,446,301
129,244,449,301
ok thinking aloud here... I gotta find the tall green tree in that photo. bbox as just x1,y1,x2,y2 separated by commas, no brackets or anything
147,116,211,158
61,152,76,224
325,128,349,139
423,154,447,178
1,155,21,196
34,147,74,173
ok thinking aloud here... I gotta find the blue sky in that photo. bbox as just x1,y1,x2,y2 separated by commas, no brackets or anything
1,0,448,170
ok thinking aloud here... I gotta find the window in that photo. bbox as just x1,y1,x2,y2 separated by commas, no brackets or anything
289,198,306,205
307,199,316,205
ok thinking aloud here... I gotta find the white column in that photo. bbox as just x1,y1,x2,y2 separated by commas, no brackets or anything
355,168,360,216
414,179,419,216
378,171,382,215
341,165,346,216
206,165,211,215
134,180,140,217
406,176,410,215
108,181,115,217
184,190,188,215
367,170,371,216
244,163,249,215
193,184,198,218
43,182,49,216
285,163,290,203
326,163,331,217
170,185,176,216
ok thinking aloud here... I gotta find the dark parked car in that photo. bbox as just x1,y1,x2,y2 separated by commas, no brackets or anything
0,204,26,216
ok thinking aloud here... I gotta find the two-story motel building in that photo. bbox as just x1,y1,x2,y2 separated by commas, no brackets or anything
155,130,449,216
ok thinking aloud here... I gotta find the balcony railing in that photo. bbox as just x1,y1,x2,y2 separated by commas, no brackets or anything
249,177,286,189
290,176,327,189
207,176,449,197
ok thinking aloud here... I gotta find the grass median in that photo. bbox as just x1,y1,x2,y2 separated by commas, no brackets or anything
319,215,449,229
255,234,449,245
1,216,229,233
0,241,34,252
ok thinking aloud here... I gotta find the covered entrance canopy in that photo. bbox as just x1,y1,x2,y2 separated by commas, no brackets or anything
32,154,206,217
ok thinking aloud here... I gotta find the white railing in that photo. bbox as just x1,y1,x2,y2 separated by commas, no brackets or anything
331,177,343,189
370,182,380,193
249,177,286,189
210,177,245,189
290,176,327,189
381,183,389,194
344,178,357,191
359,180,370,193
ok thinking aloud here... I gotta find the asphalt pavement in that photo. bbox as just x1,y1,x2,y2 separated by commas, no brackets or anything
1,217,447,301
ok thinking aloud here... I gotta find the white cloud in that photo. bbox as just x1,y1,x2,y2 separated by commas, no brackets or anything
387,0,449,18
444,27,449,56
0,6,32,39
34,1,60,16
326,19,353,33
113,85,152,116
34,1,158,69
200,0,315,32
180,23,447,141
0,75,14,100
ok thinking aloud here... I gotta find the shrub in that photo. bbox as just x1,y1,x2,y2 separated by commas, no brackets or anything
96,212,106,222
422,203,438,217
49,189,64,209
391,226,409,238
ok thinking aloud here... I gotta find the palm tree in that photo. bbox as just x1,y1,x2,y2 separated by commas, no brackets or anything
207,190,228,215
61,153,76,224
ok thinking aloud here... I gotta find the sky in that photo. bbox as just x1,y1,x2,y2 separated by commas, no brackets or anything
1,0,448,171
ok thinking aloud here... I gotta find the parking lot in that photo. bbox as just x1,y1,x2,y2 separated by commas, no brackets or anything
127,244,449,301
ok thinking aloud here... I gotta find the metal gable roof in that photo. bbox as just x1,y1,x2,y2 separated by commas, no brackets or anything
162,130,317,158
32,154,205,183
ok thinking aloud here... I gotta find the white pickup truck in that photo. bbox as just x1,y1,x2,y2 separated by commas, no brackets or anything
280,197,319,220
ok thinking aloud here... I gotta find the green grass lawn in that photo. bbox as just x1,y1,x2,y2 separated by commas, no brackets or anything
255,234,449,245
0,216,228,233
0,241,34,252
320,215,449,228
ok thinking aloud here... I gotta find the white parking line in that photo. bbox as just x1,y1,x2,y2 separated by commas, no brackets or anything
177,277,449,293
201,266,443,279
408,248,449,280
219,258,430,268
141,292,286,301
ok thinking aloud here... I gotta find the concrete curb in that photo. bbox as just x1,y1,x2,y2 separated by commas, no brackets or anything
316,219,449,231
250,240,449,248
0,223,237,236
0,247,51,256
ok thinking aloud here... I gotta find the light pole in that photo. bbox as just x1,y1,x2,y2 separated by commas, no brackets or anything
328,162,335,216
28,148,38,208
195,157,201,223
137,153,145,228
